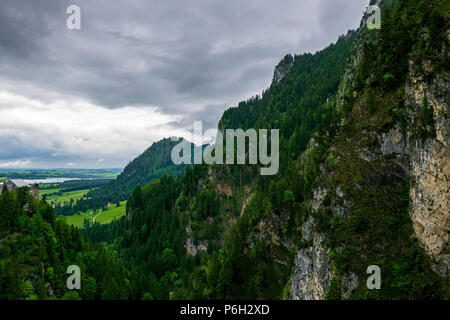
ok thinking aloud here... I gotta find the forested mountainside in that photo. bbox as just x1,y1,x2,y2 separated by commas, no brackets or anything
4,0,447,301
82,22,358,299
288,0,449,299
56,138,192,215
82,0,449,300
84,0,449,300
0,187,130,299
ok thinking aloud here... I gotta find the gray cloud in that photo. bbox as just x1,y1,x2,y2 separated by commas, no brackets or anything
0,0,369,168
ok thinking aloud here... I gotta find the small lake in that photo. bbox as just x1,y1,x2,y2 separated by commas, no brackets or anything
23,178,82,184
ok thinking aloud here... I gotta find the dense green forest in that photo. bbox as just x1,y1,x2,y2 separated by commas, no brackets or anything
1,0,448,300
83,25,360,299
83,0,449,300
0,186,131,299
55,138,192,216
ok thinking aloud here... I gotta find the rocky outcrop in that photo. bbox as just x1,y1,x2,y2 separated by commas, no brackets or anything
290,216,332,300
272,54,294,84
406,67,450,277
185,237,198,256
216,183,232,197
185,223,208,256
185,237,208,256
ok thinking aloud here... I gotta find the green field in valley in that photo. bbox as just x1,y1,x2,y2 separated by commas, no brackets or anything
40,185,126,227
41,188,90,205
61,201,127,228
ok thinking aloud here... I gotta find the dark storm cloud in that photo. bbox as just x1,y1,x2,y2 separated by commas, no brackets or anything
318,0,368,41
0,1,55,59
0,0,370,168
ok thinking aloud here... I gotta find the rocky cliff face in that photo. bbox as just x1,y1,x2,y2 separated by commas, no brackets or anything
289,3,449,299
406,64,449,277
289,9,370,301
290,216,332,300
368,59,450,277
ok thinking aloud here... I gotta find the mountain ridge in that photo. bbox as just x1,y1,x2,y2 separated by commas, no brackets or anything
85,0,449,299
1,0,447,301
56,137,192,215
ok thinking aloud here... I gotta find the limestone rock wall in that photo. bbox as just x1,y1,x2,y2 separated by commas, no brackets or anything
290,216,332,300
406,69,450,277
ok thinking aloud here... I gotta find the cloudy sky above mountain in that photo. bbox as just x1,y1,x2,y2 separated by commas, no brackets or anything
0,0,369,168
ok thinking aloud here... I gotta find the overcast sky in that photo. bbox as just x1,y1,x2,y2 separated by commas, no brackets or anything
0,0,369,169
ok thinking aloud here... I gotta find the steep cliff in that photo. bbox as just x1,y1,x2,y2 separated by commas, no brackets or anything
290,0,449,299
84,0,449,300
406,62,449,277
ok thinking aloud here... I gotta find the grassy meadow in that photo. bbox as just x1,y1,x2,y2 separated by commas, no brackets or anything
41,188,90,205
40,183,126,227
61,201,127,227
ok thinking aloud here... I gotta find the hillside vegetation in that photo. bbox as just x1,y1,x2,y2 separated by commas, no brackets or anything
86,0,449,299
85,0,449,300
55,138,191,216
0,187,130,299
2,0,448,300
